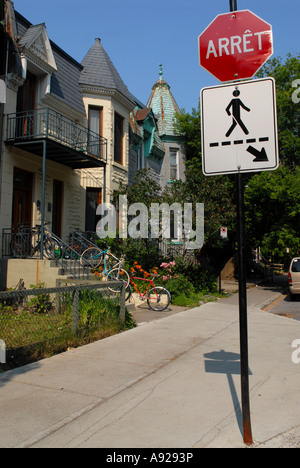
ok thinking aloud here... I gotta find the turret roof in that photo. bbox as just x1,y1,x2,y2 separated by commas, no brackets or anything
147,64,180,137
80,38,135,105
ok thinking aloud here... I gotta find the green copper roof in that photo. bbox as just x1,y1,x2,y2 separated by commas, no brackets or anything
146,64,180,137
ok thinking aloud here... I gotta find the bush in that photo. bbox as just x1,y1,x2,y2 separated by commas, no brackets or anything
157,259,217,297
27,283,52,314
127,258,218,303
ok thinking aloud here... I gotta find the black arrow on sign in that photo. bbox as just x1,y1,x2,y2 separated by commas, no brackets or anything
247,146,269,162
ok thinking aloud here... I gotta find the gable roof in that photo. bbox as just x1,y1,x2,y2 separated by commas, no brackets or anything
15,11,86,116
80,38,135,105
18,22,57,73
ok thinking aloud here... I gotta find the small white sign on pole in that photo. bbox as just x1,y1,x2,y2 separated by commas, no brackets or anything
201,77,279,176
220,227,228,239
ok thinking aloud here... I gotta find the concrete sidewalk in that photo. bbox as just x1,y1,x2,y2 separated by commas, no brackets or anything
0,284,299,448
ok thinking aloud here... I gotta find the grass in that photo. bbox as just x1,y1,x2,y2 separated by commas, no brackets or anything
0,290,135,371
171,290,227,308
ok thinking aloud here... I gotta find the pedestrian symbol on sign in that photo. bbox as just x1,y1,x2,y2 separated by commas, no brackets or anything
225,89,251,137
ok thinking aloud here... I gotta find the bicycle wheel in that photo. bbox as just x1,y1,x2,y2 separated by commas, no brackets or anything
147,287,170,311
107,268,131,299
80,247,103,268
11,233,31,257
10,234,24,257
44,236,60,260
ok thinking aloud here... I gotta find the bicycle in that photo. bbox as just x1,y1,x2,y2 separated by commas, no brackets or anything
10,223,59,260
126,273,171,311
80,246,130,294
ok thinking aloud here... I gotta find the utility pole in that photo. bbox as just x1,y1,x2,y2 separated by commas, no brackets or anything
229,0,253,446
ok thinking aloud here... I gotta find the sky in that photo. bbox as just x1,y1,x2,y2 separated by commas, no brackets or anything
12,0,300,113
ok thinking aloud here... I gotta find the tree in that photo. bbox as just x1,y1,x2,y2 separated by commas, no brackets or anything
243,53,300,263
244,166,300,262
257,53,300,168
112,169,163,270
169,111,237,271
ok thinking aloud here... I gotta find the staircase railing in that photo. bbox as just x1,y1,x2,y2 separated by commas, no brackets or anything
2,226,102,281
69,230,99,254
48,230,96,280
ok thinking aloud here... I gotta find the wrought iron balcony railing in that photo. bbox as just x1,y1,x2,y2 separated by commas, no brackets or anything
6,108,107,166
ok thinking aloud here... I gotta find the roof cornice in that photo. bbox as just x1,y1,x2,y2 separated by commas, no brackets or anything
80,84,135,111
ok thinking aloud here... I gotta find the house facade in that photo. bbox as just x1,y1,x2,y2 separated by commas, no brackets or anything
147,65,186,188
0,1,135,261
0,2,186,287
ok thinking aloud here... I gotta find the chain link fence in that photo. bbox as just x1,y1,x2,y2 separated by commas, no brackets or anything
0,281,128,370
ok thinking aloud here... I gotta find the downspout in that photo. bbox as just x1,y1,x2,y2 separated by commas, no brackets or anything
40,110,49,259
0,24,9,206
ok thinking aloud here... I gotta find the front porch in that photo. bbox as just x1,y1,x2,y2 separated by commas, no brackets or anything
1,230,99,290
4,108,107,262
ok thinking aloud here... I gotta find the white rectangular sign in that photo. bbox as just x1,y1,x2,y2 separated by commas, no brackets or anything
201,77,279,176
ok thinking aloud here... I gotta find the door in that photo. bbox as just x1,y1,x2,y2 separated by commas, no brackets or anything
52,180,63,238
85,188,102,232
16,71,36,138
12,168,33,228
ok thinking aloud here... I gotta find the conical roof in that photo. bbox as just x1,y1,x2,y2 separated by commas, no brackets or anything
80,38,135,104
147,64,180,137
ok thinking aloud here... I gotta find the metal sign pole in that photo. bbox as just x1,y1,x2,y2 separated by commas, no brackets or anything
230,0,253,446
237,169,253,445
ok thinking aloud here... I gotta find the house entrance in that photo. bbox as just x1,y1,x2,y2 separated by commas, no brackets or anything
52,179,63,238
85,188,102,232
12,168,33,227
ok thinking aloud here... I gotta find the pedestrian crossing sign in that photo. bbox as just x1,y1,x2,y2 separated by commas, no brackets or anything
200,77,279,176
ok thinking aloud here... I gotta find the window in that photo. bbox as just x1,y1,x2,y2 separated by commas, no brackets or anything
114,113,124,164
169,148,178,180
89,107,103,135
88,106,103,156
137,146,145,170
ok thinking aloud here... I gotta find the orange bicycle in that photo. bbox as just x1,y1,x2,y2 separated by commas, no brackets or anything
127,273,171,311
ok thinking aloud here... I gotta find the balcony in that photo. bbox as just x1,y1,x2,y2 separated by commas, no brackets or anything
6,108,107,169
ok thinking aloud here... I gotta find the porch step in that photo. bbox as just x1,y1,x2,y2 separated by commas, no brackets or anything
49,259,91,280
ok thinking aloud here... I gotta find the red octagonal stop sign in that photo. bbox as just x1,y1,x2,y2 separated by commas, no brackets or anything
198,10,273,82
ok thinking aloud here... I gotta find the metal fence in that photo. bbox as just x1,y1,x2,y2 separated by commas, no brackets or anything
0,281,126,369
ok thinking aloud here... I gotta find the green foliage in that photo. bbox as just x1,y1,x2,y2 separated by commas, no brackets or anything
155,258,217,299
27,283,52,314
245,166,300,261
173,106,202,161
123,238,162,272
257,53,300,168
115,168,161,206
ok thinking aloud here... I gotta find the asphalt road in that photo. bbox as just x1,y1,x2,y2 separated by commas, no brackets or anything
264,291,300,321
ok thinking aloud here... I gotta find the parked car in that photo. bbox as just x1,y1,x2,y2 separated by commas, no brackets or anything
288,258,300,300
